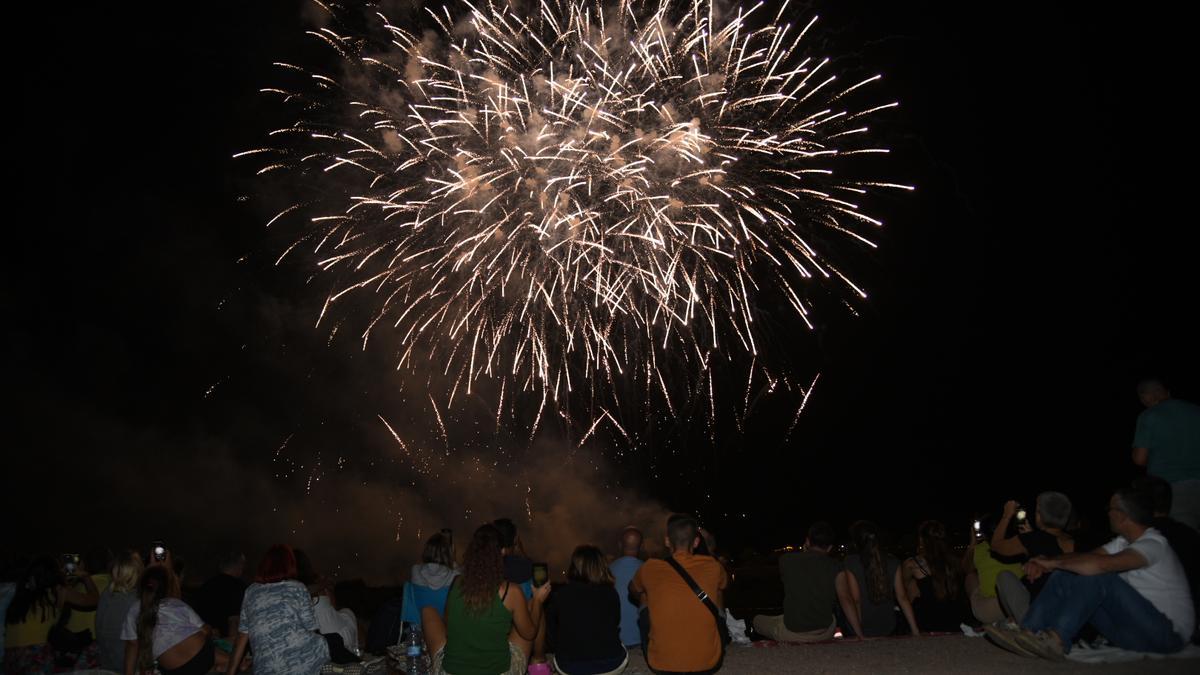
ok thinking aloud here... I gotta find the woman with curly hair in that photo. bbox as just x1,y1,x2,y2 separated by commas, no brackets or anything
835,521,917,638
901,521,969,633
423,524,550,675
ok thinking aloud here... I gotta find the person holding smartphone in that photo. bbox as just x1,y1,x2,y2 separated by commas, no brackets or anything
990,493,1075,622
4,555,99,672
964,515,1024,625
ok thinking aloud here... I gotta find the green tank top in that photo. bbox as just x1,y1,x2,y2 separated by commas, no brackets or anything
442,582,513,675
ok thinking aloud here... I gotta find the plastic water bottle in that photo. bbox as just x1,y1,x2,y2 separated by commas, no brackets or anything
404,624,425,675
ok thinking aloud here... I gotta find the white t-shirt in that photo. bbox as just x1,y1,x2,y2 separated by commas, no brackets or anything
313,595,358,653
1102,528,1195,640
120,598,206,659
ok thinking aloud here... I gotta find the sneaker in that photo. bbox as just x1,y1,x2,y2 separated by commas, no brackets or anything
1014,629,1066,661
982,623,1038,658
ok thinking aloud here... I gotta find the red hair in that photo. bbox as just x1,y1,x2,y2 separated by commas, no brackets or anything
255,544,298,583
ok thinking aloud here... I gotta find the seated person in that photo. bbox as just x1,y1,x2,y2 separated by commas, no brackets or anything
608,527,644,649
5,555,99,672
294,549,358,660
494,518,534,593
195,550,247,639
547,545,627,675
991,492,1075,622
985,487,1195,659
65,546,112,639
836,521,918,637
421,524,550,675
123,564,232,675
225,545,330,675
902,521,969,632
411,531,460,617
630,514,728,675
1133,475,1200,643
752,521,839,642
963,515,1024,625
96,549,143,673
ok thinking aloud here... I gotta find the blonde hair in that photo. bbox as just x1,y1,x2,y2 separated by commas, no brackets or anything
110,550,144,594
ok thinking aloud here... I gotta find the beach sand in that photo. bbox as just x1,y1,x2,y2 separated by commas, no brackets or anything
618,635,1197,674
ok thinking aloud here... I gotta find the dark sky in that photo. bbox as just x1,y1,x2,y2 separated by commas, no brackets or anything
7,1,1196,574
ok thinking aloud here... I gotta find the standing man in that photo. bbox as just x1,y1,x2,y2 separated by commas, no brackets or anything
630,514,728,674
610,526,645,649
1132,378,1200,530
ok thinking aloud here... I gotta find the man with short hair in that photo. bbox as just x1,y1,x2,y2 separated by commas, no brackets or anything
196,550,247,638
610,526,645,648
1132,378,1200,530
992,491,1076,622
1133,475,1200,642
985,488,1195,659
630,514,728,674
752,521,839,642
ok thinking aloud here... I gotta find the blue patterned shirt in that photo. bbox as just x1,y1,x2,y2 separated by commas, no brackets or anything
238,580,329,675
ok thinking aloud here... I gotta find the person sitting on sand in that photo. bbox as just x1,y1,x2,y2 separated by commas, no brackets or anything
494,518,534,591
421,523,550,675
990,492,1074,623
752,521,839,642
609,527,645,649
546,545,628,675
984,487,1194,659
901,521,969,633
963,515,1024,625
1134,475,1200,643
630,514,728,674
836,521,918,638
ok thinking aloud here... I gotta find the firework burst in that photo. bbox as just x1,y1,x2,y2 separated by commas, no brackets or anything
242,0,909,442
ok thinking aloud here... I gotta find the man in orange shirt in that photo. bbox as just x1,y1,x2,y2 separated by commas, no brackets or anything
630,514,728,674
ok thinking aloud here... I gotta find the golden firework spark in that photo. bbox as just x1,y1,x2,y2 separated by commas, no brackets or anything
244,0,909,439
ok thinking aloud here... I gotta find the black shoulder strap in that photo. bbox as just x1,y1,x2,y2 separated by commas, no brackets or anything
664,557,721,621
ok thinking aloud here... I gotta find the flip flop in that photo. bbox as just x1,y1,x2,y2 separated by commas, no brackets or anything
982,623,1039,658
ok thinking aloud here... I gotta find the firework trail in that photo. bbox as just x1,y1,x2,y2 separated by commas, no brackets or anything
243,0,908,441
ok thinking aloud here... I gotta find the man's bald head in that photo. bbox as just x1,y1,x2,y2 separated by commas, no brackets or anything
620,527,643,557
1137,378,1170,408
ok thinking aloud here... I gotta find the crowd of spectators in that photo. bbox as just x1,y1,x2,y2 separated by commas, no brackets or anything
2,380,1196,673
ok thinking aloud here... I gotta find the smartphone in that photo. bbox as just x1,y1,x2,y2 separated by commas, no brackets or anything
972,519,983,541
1016,508,1028,524
152,541,168,562
62,553,80,576
531,562,548,587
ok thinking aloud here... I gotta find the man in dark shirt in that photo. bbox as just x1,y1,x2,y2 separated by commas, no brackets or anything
991,492,1075,622
1135,475,1200,643
195,550,247,637
752,521,840,642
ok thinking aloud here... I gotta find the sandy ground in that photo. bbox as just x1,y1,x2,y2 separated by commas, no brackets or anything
615,635,1198,674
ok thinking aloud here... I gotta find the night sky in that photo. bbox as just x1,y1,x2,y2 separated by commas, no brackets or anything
7,1,1196,576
